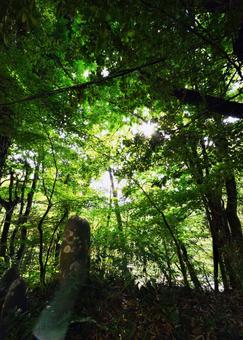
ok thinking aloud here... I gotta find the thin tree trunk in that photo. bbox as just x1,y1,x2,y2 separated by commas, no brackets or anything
163,239,173,287
225,176,243,248
38,139,58,286
218,254,229,290
190,137,241,289
207,196,241,289
0,208,14,259
108,168,123,230
43,208,69,277
133,178,190,288
38,205,52,286
205,207,219,292
212,237,219,292
106,189,112,229
16,162,39,262
0,135,10,180
9,163,29,258
180,242,202,290
0,172,19,259
176,243,190,288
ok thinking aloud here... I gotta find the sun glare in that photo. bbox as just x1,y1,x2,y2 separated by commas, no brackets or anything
101,68,109,77
83,70,90,78
131,121,157,138
90,172,110,196
90,172,127,198
223,117,239,124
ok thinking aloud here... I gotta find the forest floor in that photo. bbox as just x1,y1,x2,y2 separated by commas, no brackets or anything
9,275,243,340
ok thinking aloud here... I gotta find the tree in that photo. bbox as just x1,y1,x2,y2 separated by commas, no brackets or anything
0,0,242,291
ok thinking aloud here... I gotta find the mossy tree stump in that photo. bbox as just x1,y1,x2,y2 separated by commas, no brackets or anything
34,216,90,340
60,216,90,284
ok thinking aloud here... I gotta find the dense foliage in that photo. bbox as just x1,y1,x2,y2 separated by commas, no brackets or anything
0,0,242,337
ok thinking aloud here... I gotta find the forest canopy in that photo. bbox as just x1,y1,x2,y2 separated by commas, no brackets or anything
0,1,243,337
1,0,243,287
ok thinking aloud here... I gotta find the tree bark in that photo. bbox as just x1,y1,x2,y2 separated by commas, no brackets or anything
0,135,10,180
176,244,190,289
16,162,39,261
108,168,123,230
180,242,202,290
225,176,243,247
0,172,19,259
218,254,230,290
8,162,39,261
174,88,243,118
0,107,13,179
0,208,14,259
38,205,52,286
206,194,242,289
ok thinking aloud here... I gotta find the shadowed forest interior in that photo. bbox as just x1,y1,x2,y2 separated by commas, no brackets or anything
0,1,243,339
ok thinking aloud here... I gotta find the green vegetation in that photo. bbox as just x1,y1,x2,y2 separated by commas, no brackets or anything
0,1,242,338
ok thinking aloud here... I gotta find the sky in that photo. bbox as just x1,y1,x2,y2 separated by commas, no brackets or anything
91,121,157,195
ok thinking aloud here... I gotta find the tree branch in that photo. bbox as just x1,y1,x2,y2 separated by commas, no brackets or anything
174,88,243,118
0,57,166,106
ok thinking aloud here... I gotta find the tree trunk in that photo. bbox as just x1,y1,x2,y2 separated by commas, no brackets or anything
38,205,52,286
213,120,243,287
108,168,123,230
34,217,90,340
176,244,190,288
225,176,243,247
206,208,219,291
16,163,39,262
8,162,39,262
0,170,21,259
180,242,202,290
0,207,14,259
206,194,242,289
189,135,242,289
43,208,69,277
163,239,173,287
0,135,10,180
174,88,243,119
212,238,219,292
218,254,230,290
